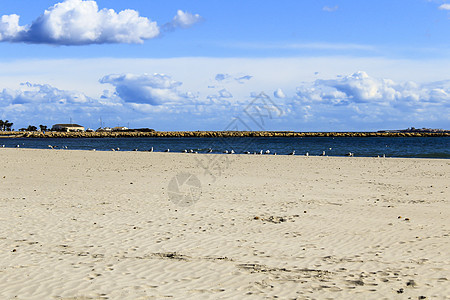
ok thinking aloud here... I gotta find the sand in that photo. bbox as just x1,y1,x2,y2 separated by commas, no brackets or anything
0,148,448,299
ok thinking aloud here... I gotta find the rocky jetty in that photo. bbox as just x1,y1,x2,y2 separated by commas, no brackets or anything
0,130,448,138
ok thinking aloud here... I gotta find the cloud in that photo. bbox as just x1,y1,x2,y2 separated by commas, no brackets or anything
2,82,94,105
295,71,450,109
218,89,233,98
0,14,25,41
289,73,449,130
215,73,230,82
439,4,450,10
0,0,200,45
214,73,252,84
1,56,449,130
162,10,202,31
323,5,339,12
206,88,234,103
100,73,189,105
0,82,120,128
274,88,286,99
235,75,253,84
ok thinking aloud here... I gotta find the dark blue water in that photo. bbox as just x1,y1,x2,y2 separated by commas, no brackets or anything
1,137,448,158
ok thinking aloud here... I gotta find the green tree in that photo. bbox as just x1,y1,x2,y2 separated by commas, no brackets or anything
5,121,13,131
0,120,4,131
26,125,37,131
39,125,47,132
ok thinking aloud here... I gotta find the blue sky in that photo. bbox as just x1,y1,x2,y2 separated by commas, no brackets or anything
0,0,449,131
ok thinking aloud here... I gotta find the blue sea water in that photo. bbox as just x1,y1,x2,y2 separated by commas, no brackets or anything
0,137,448,158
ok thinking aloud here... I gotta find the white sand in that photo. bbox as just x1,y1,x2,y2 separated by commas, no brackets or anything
0,148,448,299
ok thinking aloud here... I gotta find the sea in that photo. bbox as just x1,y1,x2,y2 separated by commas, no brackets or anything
1,137,449,158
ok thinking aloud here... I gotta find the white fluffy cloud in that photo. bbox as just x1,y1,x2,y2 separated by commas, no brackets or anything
439,4,450,10
295,71,450,107
0,0,201,45
0,82,121,128
100,73,190,105
0,14,25,41
163,10,202,31
1,82,94,105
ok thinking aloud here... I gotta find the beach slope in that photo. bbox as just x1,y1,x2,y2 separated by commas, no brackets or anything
0,149,448,299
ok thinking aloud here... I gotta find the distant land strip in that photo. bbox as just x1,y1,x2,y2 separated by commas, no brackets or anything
0,131,449,138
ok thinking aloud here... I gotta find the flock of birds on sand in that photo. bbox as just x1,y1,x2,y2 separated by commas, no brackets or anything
2,144,389,158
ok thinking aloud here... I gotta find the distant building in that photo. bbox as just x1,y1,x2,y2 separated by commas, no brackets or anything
52,124,85,132
112,126,128,131
96,127,112,132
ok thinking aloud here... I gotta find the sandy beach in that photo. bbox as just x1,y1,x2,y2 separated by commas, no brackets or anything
0,148,448,299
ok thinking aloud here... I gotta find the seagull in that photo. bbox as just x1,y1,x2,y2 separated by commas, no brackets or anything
149,147,153,152
259,150,263,155
115,148,120,151
345,152,354,157
320,151,326,156
133,148,138,151
111,148,116,151
288,150,295,155
305,152,309,156
164,149,170,152
15,145,20,148
207,148,213,153
265,150,270,154
244,151,251,154
223,150,229,154
63,146,68,149
230,149,235,154
382,154,386,158
48,145,54,149
182,149,188,153
273,152,277,155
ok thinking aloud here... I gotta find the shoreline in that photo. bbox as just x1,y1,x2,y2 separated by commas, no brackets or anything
0,130,449,138
2,147,449,159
